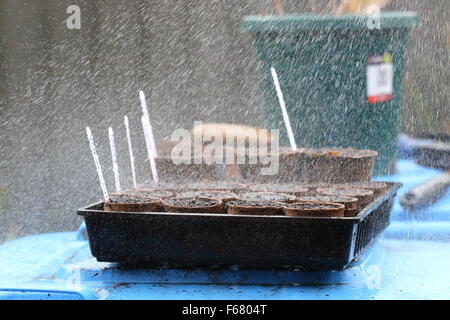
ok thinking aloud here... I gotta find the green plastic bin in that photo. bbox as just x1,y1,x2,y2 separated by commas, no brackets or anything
242,12,417,175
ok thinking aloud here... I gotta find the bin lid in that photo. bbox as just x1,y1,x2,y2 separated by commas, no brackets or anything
242,12,418,32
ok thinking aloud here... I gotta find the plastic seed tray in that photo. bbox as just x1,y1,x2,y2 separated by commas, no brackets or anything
77,182,401,271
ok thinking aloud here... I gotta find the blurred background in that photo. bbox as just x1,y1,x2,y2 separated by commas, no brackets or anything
0,0,448,242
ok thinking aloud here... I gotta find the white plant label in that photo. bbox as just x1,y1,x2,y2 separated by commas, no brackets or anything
367,53,394,104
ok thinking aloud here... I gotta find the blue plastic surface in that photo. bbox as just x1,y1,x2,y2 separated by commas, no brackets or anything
0,160,449,300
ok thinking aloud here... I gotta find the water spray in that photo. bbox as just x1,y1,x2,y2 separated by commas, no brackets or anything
270,67,297,151
124,116,137,189
108,127,121,193
86,127,109,201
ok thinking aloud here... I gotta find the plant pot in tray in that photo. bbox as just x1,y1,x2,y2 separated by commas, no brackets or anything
337,181,388,198
182,181,247,193
317,187,374,210
239,191,296,203
227,200,283,216
296,195,358,217
128,189,174,199
283,201,345,218
104,193,163,213
177,190,238,209
161,197,223,214
249,183,309,196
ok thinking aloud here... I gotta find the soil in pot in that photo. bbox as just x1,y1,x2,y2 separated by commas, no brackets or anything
139,182,185,192
283,201,345,218
161,197,223,214
227,200,283,216
296,195,358,217
177,190,238,210
249,184,309,196
104,193,163,212
336,181,388,198
316,187,374,211
294,183,333,195
239,191,296,203
183,181,246,193
127,189,173,199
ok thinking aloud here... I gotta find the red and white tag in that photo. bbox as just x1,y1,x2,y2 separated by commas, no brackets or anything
367,54,393,104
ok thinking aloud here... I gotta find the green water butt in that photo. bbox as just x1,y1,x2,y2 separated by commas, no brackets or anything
242,12,418,175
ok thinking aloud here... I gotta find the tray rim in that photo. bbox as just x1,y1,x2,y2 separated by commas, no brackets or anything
77,182,402,223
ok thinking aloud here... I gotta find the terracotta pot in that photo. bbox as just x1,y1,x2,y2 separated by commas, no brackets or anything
239,147,377,184
294,148,378,184
316,187,374,210
336,181,388,198
161,197,223,213
296,195,358,217
283,201,345,217
227,200,283,216
182,181,247,193
104,194,162,212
